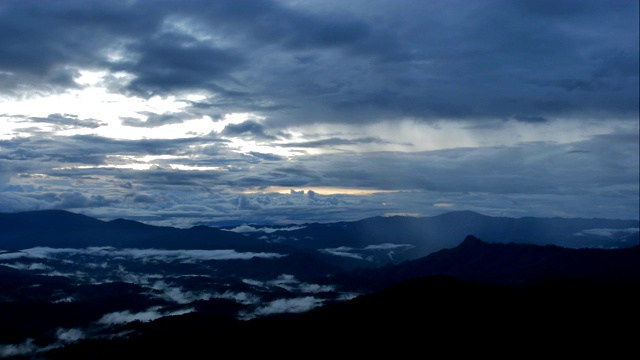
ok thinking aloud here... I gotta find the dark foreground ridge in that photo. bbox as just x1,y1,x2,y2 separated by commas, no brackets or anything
39,237,640,359
43,276,638,359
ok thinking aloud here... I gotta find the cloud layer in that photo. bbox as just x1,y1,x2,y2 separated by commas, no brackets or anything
0,0,637,225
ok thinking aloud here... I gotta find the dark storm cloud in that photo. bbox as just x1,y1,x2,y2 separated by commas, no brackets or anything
55,192,112,209
29,114,106,129
0,134,225,165
129,194,156,204
53,166,223,189
0,137,105,165
513,115,548,124
284,133,639,198
1,0,635,123
218,164,318,188
221,120,278,140
0,190,113,212
0,0,163,93
120,112,194,128
172,0,390,56
248,152,285,162
281,136,390,148
121,33,246,96
265,165,323,185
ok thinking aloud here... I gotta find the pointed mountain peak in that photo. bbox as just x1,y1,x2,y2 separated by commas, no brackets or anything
459,235,484,247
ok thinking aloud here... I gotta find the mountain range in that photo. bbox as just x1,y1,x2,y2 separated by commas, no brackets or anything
2,209,637,268
0,210,637,358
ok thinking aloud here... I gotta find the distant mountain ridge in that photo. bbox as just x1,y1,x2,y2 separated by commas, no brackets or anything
2,210,637,289
1,209,638,271
272,210,638,247
0,210,280,252
237,210,639,267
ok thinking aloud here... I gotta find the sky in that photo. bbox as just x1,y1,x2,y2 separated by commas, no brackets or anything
0,0,638,227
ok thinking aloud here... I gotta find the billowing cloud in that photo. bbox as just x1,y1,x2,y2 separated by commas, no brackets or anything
363,243,415,251
252,296,323,317
97,306,193,326
15,247,285,261
224,225,306,234
0,251,30,260
149,280,214,304
55,328,85,343
0,339,39,358
298,283,335,294
214,290,260,305
319,247,364,260
0,262,52,271
55,192,112,209
320,243,415,261
242,274,335,294
2,125,636,227
573,228,640,238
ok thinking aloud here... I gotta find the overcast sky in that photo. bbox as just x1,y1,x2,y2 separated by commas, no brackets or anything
0,0,638,227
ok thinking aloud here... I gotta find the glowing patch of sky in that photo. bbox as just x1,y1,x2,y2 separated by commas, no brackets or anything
292,118,637,153
82,117,215,140
242,186,398,195
53,164,154,171
225,138,300,157
383,212,424,217
0,69,214,140
433,203,455,208
169,164,224,171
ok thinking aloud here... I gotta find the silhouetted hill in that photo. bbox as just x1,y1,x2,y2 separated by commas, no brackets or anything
38,236,640,358
43,275,639,359
329,235,640,291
